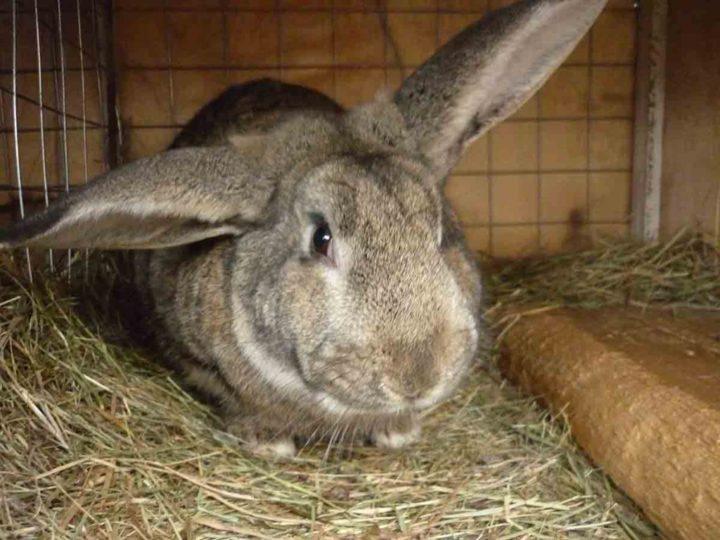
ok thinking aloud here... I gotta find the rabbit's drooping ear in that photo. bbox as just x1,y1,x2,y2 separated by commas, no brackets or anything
394,0,607,177
0,146,272,250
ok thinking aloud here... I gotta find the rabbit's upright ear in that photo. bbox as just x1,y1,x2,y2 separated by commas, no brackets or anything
394,0,607,177
0,146,272,250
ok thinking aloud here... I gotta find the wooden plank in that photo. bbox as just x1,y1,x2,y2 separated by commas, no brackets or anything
499,307,720,540
631,0,668,242
660,0,720,244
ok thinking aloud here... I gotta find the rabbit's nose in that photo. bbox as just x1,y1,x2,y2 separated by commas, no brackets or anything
383,378,434,406
383,342,438,404
402,388,423,400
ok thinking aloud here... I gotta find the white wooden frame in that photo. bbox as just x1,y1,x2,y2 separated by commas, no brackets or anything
632,0,669,242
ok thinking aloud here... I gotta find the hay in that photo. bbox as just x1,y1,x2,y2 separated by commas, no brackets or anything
0,260,656,538
488,230,720,311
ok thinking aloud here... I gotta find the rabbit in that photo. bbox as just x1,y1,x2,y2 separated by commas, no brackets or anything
0,0,607,459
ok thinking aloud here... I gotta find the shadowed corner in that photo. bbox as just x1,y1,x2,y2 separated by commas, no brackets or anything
0,224,32,251
0,223,16,250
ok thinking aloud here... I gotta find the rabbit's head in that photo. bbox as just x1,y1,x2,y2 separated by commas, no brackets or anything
225,103,483,415
1,0,607,419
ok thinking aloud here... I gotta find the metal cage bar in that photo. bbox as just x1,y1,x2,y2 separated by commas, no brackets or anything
0,0,113,279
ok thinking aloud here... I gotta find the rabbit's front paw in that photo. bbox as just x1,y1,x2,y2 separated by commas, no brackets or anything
224,416,297,460
249,438,297,460
370,417,421,450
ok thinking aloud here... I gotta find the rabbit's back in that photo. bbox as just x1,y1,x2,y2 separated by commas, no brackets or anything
171,78,344,149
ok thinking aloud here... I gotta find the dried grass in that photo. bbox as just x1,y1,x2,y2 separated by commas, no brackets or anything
488,230,720,311
0,250,659,538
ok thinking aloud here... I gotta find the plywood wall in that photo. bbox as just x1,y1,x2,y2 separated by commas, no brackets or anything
661,0,720,244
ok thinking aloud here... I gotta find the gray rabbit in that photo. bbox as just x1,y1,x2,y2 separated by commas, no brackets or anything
0,0,607,458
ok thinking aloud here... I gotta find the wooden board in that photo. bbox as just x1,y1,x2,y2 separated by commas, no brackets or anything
632,0,667,242
660,0,720,242
498,307,720,539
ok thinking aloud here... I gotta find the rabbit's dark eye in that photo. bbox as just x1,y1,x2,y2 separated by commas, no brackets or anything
312,222,332,258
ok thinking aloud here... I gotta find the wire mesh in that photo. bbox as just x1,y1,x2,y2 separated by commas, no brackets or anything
0,0,113,280
1,0,638,266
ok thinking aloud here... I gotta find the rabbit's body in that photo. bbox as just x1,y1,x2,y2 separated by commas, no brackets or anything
131,81,484,453
171,79,344,148
1,0,609,458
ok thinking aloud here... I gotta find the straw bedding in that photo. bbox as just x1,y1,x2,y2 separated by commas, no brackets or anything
488,230,720,312
9,232,717,538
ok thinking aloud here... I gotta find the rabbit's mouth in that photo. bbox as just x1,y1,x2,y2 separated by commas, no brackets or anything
309,372,462,417
299,373,404,416
299,363,424,416
314,390,409,417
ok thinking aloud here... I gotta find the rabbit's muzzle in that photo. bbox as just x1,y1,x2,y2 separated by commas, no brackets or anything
303,324,477,414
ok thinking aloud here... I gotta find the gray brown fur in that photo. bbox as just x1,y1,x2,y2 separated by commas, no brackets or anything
0,0,607,457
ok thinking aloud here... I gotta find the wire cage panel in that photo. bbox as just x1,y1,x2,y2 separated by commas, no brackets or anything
0,0,112,277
